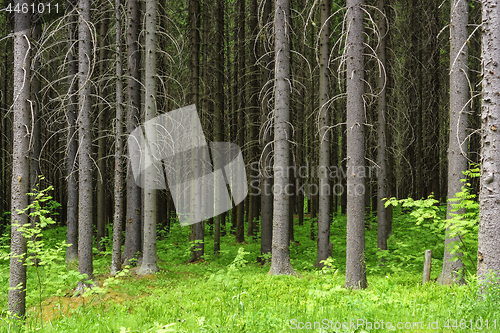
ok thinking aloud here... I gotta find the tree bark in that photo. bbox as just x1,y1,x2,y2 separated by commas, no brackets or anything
77,0,95,290
376,0,388,261
111,0,124,276
259,0,273,262
123,0,142,266
268,0,296,276
345,0,367,289
315,0,333,267
137,0,160,275
478,0,500,287
97,11,109,252
65,0,79,263
438,0,468,285
214,0,224,255
9,0,30,318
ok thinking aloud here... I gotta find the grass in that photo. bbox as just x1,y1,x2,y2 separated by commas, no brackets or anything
0,208,499,332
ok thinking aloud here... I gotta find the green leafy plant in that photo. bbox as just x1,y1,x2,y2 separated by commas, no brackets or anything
228,247,250,271
444,165,480,272
11,177,65,329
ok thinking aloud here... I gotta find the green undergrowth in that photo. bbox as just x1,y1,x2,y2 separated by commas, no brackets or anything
0,208,497,332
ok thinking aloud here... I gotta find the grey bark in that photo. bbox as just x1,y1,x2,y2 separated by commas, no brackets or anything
235,0,246,244
9,0,30,318
439,0,468,285
65,0,79,263
260,0,273,262
423,249,432,283
376,0,388,260
345,0,367,289
268,0,296,276
77,0,95,290
97,12,109,252
188,0,204,262
315,0,333,268
123,0,142,266
137,0,159,275
214,0,224,255
247,0,259,238
478,0,500,286
30,18,42,263
111,0,124,275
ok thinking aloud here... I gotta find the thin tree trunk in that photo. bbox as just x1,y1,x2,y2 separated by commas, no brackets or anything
235,0,246,244
29,17,42,266
97,11,109,252
137,0,160,275
259,0,273,262
438,0,468,285
123,0,142,266
478,0,500,287
189,0,204,262
8,0,31,318
268,0,296,276
111,0,124,275
247,0,259,238
345,0,367,289
65,0,79,264
214,0,224,255
315,0,333,267
77,0,95,290
376,0,388,262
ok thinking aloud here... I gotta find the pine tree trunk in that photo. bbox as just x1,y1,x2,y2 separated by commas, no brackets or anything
315,0,333,267
213,0,224,255
111,0,124,276
137,0,160,275
189,0,204,262
268,0,296,276
376,0,389,261
9,0,31,318
77,0,95,290
97,12,109,252
123,0,142,266
259,0,273,262
65,0,79,264
478,0,500,287
438,0,468,285
345,0,367,289
29,18,42,265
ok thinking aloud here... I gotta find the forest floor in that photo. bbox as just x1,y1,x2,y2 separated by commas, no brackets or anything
1,208,500,332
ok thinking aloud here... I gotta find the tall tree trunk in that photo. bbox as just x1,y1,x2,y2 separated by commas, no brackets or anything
30,16,42,265
137,0,160,275
97,11,109,252
315,0,333,267
478,0,500,287
235,0,246,244
376,0,388,261
438,0,468,285
268,0,296,276
259,0,273,262
111,0,124,275
77,0,94,290
345,0,367,289
189,0,204,262
9,0,30,319
214,0,225,255
247,0,260,238
123,0,142,266
65,0,79,264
